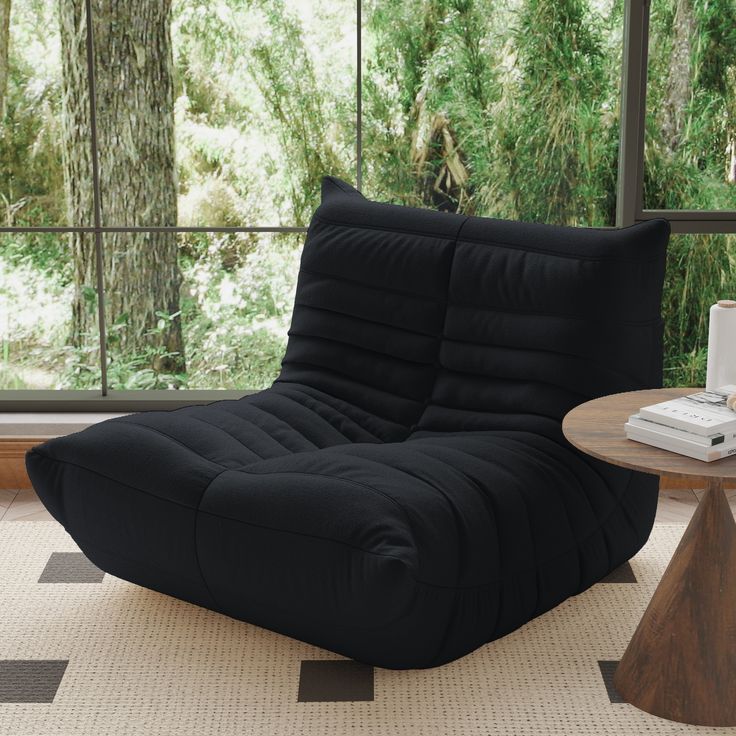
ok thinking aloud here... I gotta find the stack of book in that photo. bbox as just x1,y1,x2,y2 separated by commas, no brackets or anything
625,385,736,462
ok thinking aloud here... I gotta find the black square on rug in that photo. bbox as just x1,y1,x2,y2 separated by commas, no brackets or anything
599,562,637,584
38,552,104,584
298,660,374,702
0,660,68,703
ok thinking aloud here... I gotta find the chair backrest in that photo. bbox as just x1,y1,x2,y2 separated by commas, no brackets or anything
278,177,670,437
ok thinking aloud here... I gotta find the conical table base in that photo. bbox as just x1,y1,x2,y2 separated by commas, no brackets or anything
614,477,736,726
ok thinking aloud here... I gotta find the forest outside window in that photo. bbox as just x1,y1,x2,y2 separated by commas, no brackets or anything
642,0,736,215
0,0,734,403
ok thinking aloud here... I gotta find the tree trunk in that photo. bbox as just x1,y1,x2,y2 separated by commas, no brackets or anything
0,0,10,120
59,0,97,353
59,0,184,380
663,0,695,153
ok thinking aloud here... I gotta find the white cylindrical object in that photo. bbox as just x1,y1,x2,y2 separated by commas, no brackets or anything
705,300,736,391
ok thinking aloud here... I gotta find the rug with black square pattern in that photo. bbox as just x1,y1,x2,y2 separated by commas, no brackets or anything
0,522,715,735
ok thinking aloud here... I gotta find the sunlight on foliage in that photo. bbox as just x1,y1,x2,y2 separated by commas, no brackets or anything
0,245,73,389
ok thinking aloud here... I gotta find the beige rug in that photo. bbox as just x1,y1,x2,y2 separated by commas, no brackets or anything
0,520,726,736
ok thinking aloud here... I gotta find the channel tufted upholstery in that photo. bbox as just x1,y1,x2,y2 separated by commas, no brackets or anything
26,178,670,669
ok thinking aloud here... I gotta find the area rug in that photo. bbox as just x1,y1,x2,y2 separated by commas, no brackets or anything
0,521,721,736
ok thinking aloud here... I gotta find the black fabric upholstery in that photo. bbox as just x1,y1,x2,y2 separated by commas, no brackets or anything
26,177,670,669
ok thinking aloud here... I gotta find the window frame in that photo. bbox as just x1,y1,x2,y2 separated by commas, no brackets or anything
0,0,730,410
617,0,736,232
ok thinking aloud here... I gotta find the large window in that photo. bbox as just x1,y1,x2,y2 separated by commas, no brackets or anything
1,0,355,395
0,0,733,404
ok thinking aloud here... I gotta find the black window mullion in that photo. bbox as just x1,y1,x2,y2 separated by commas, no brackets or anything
84,0,108,396
356,0,362,191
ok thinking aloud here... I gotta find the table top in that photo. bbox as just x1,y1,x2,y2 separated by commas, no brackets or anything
562,387,736,481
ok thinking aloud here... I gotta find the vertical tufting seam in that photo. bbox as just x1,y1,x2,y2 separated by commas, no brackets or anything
207,405,298,454
410,215,470,435
244,399,323,449
276,384,396,441
193,466,232,612
185,414,266,461
367,210,471,661
258,392,351,447
272,386,382,443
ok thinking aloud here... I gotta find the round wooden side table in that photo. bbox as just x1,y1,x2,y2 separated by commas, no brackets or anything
563,388,736,727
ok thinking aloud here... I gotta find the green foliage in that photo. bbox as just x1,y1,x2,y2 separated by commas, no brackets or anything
0,0,65,226
363,0,620,223
661,233,736,387
364,0,498,211
497,0,611,224
0,241,76,389
643,0,736,386
172,0,354,227
249,0,354,224
0,231,70,281
180,233,300,389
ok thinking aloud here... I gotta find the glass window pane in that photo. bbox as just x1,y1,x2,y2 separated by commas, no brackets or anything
663,233,736,387
93,0,356,228
0,0,92,226
644,0,736,210
0,233,100,388
362,0,622,226
103,231,302,391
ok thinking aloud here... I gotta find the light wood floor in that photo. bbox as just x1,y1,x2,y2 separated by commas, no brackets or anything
1,486,735,524
0,488,54,522
657,487,736,522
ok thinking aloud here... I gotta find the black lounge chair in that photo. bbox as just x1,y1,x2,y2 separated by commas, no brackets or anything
27,178,670,669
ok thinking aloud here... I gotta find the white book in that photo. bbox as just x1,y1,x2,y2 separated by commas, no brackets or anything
627,414,732,447
638,385,736,437
625,427,736,462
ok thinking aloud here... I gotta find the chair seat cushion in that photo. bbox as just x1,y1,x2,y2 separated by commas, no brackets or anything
26,178,669,668
26,396,656,669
